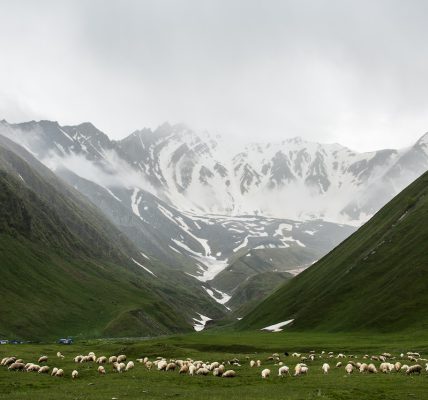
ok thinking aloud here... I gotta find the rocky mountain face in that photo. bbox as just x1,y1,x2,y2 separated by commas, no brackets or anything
1,119,426,316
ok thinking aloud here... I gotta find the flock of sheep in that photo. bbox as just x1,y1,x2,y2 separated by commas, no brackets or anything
257,351,428,379
1,349,428,382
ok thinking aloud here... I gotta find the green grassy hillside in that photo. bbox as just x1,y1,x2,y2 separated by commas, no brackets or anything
238,170,428,332
227,271,292,317
0,137,225,340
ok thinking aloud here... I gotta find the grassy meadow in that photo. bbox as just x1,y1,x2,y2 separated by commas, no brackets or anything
1,331,428,400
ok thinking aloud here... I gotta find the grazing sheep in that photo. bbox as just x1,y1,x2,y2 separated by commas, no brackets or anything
145,361,153,370
278,365,290,376
51,367,58,376
38,366,50,374
96,356,107,364
367,364,377,374
261,368,271,379
322,363,330,374
55,369,64,377
213,367,223,376
38,356,48,363
210,362,220,370
250,360,256,368
406,365,422,375
117,355,126,363
56,352,64,359
196,368,209,376
27,364,40,372
256,360,261,367
395,362,402,372
359,363,368,373
401,364,409,373
5,357,17,366
179,364,189,374
336,362,342,368
166,362,176,371
72,370,78,379
189,365,197,376
109,356,117,363
379,363,390,373
126,361,135,371
74,356,83,363
8,362,25,371
157,360,167,371
345,364,353,374
222,370,236,378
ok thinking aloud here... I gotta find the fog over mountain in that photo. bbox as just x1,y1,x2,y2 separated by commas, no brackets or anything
1,119,426,311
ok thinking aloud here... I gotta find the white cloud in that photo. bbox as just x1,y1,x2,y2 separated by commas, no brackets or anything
1,0,428,151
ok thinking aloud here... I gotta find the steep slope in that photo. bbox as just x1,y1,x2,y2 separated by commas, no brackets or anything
0,136,225,340
3,119,427,316
238,170,428,332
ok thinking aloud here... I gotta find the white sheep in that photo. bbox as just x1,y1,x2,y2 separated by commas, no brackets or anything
278,365,290,376
394,362,402,372
126,361,135,371
196,367,209,375
166,362,176,371
117,355,126,363
51,367,58,376
56,352,64,359
145,361,153,370
261,368,271,379
322,363,330,374
179,364,189,374
109,356,117,363
250,360,256,368
55,369,64,377
222,370,236,378
256,360,261,367
72,370,78,379
359,363,368,373
345,364,353,374
157,360,167,371
98,366,106,375
189,365,197,376
38,356,48,363
367,364,377,373
8,362,25,371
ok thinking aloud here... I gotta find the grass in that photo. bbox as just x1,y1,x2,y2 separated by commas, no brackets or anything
1,331,428,399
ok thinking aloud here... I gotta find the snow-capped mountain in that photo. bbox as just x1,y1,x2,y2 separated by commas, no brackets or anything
116,123,428,224
1,119,427,312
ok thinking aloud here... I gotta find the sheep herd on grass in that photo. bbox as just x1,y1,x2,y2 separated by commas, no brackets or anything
1,349,428,382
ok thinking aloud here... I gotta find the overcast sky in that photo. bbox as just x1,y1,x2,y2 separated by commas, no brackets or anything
1,0,428,151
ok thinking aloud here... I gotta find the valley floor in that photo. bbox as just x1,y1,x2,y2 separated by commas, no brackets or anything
1,331,428,400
